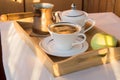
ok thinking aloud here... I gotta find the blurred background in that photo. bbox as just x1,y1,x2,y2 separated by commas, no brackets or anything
0,0,120,16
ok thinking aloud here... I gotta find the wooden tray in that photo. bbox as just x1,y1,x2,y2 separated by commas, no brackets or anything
15,21,120,77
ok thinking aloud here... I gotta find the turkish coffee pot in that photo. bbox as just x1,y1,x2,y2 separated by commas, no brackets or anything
33,3,54,35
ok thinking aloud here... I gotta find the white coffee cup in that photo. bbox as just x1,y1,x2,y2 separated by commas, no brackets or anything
48,22,86,51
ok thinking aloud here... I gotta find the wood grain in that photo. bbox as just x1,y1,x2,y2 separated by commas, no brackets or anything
99,0,107,12
0,0,24,14
83,0,119,16
106,0,115,12
83,0,100,13
25,0,82,12
114,0,120,16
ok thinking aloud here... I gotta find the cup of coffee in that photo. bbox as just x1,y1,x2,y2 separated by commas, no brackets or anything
48,22,86,51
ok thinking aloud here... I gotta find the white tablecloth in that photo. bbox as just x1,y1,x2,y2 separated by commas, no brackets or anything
1,12,120,80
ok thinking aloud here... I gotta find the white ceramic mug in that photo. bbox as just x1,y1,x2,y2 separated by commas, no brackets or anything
48,22,86,51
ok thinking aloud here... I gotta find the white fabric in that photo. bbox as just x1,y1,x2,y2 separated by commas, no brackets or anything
0,21,55,80
88,12,120,39
1,12,120,80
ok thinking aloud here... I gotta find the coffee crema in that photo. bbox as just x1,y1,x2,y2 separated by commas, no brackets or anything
50,25,79,34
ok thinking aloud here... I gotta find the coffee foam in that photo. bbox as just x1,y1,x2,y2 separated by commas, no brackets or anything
50,25,78,34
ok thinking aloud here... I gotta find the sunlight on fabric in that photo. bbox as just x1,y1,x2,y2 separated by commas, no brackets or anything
30,58,42,80
109,48,120,80
33,0,40,3
5,22,55,80
99,48,120,80
98,48,108,64
30,58,55,80
7,23,25,76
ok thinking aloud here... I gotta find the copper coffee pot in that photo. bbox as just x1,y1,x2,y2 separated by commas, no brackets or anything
33,3,54,35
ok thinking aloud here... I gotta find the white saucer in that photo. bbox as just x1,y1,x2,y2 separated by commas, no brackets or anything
39,36,89,57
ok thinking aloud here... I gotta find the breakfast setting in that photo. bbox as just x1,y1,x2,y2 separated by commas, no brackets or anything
0,1,120,80
32,3,95,57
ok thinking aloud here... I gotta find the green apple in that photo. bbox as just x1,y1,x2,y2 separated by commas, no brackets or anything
91,33,117,50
